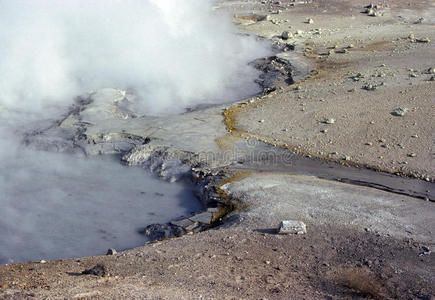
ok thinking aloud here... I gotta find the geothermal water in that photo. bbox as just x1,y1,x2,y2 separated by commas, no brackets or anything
0,150,202,264
0,0,271,263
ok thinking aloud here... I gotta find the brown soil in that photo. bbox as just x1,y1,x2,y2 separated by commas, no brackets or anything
1,224,434,299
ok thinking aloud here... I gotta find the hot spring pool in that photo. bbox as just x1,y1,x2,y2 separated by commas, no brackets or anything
0,151,202,264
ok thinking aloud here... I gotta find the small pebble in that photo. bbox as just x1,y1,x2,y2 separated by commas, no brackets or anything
391,107,408,117
281,31,291,40
106,248,117,255
416,37,430,43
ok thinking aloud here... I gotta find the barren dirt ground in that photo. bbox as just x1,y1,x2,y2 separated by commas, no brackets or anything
0,0,434,299
229,0,435,180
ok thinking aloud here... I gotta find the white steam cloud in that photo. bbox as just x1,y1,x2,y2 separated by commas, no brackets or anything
0,0,271,114
0,0,271,263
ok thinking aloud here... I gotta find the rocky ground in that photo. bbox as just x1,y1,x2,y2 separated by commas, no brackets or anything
228,0,435,181
0,0,434,299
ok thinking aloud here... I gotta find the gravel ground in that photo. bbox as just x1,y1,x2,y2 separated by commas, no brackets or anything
227,0,435,180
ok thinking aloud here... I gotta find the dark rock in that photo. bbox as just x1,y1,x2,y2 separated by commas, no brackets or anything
139,223,186,241
82,264,107,277
250,55,295,94
106,248,117,255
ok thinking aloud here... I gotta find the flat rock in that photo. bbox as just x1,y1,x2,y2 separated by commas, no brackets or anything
278,220,307,234
189,211,213,225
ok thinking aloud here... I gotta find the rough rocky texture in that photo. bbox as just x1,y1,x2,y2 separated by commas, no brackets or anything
278,220,307,235
228,0,435,181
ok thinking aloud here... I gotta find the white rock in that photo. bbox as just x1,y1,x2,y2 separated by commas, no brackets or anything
278,220,307,234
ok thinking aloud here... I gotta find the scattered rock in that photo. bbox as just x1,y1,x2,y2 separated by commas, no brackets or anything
416,37,430,43
420,246,431,255
281,31,290,40
106,248,117,255
351,73,365,81
367,9,377,17
408,153,417,157
82,264,107,277
307,18,314,24
324,118,335,124
414,17,424,24
365,3,378,9
139,223,185,241
391,107,408,117
362,83,377,91
278,220,307,235
430,76,435,82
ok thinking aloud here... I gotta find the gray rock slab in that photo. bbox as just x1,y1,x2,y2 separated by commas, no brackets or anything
278,220,306,234
188,212,213,225
170,218,196,229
